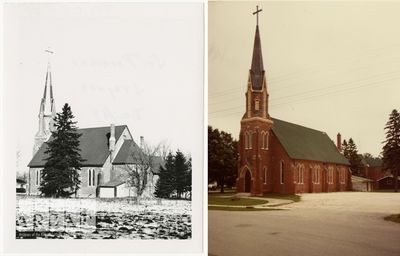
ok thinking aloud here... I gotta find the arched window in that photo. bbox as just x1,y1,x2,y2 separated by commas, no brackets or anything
340,168,345,184
297,165,304,184
280,161,285,184
328,167,334,184
248,132,252,149
244,132,248,149
261,132,269,150
36,170,41,186
255,98,260,112
314,166,320,184
263,166,267,184
88,168,95,187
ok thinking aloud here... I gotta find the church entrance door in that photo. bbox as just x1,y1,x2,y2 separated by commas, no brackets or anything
244,170,251,193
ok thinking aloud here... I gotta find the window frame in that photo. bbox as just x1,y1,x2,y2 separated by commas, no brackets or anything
280,161,285,184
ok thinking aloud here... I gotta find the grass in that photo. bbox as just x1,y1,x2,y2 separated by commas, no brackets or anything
261,193,301,202
384,214,400,224
208,196,268,206
208,206,282,211
372,189,399,193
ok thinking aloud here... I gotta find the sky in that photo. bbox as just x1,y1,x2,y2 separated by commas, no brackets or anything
4,3,204,174
209,1,400,157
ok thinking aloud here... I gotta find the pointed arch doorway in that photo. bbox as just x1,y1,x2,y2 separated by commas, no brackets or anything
244,169,252,193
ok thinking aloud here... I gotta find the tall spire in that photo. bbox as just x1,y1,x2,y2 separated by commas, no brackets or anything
33,49,56,155
250,6,265,90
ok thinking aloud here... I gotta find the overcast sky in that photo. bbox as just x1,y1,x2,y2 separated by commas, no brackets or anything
209,1,400,157
4,3,203,174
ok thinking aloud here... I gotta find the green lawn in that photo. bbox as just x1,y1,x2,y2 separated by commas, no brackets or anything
384,214,400,223
208,196,268,206
262,193,301,202
373,189,399,193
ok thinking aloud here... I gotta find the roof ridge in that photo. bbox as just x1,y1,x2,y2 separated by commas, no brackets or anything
272,117,326,134
76,124,127,131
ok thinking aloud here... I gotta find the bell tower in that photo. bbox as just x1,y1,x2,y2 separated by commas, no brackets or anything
237,6,273,195
33,49,56,156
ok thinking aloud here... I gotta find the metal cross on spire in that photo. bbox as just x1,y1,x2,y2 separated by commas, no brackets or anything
45,47,54,66
253,5,263,26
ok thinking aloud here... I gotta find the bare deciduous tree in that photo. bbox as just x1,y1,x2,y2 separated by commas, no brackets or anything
124,142,166,198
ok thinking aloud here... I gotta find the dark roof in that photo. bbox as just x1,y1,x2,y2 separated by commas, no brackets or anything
99,180,126,187
250,25,265,90
112,140,141,165
271,118,349,165
28,125,127,167
112,140,164,174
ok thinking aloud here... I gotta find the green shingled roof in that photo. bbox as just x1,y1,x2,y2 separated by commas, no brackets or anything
271,118,349,165
28,125,127,167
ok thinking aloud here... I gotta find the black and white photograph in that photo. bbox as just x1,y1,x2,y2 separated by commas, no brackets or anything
2,2,204,254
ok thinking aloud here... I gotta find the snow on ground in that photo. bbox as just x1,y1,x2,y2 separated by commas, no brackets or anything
16,196,191,239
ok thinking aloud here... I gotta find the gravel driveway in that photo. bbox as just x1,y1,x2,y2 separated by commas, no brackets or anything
209,192,400,256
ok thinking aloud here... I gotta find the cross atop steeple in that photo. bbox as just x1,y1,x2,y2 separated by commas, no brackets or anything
253,5,262,26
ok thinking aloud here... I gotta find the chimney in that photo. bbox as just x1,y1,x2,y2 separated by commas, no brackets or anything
109,124,116,161
140,136,144,149
337,133,342,152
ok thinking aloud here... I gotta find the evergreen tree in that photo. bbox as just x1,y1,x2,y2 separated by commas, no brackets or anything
174,150,188,199
342,139,349,158
40,103,84,197
382,109,400,192
154,153,175,198
184,157,192,199
345,138,363,176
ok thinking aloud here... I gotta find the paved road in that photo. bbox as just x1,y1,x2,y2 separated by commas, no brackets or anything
209,192,400,256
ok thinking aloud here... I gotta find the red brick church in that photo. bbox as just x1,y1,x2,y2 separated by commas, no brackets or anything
236,11,351,195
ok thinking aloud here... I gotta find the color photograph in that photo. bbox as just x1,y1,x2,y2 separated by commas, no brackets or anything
209,2,400,256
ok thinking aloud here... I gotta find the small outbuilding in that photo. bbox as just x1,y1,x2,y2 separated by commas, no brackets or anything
377,175,400,190
98,180,130,198
351,175,373,192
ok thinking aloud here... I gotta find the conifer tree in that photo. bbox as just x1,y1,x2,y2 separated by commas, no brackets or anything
184,157,192,199
154,152,175,198
382,109,400,192
174,150,188,199
345,138,363,176
40,103,84,197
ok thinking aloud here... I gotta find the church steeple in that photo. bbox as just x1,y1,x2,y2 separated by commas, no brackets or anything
250,25,265,90
33,49,56,156
244,6,270,119
237,6,273,196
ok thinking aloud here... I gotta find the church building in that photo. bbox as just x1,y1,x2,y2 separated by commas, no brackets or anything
27,60,161,198
236,8,351,195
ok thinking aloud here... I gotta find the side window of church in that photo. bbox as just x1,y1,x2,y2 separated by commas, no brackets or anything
88,169,95,186
248,132,252,149
280,161,284,184
263,167,267,184
36,170,41,186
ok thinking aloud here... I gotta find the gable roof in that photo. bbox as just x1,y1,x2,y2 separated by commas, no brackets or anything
112,140,164,174
271,118,349,165
112,140,141,165
28,125,127,167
